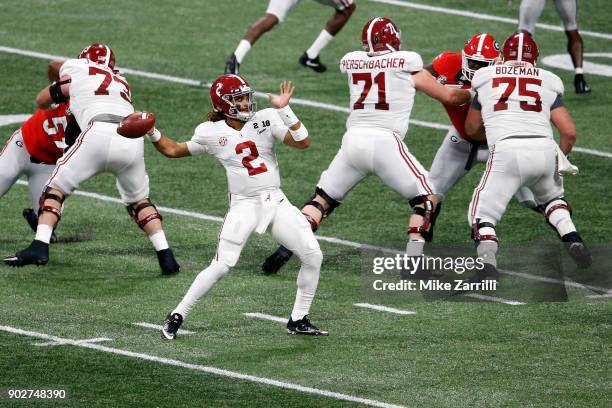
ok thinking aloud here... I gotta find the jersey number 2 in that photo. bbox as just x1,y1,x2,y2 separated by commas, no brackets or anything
235,140,268,176
352,72,389,110
89,67,132,103
492,77,542,112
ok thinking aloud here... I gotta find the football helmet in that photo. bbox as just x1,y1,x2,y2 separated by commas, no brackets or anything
79,43,116,70
461,33,500,81
502,31,539,65
210,74,256,122
361,17,401,56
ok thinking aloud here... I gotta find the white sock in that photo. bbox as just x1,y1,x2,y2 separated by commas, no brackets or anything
234,40,251,64
291,249,322,321
575,67,584,74
548,208,576,237
35,224,53,244
173,261,230,318
149,230,169,251
306,30,334,59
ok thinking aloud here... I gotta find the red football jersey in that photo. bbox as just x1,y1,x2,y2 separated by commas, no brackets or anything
431,51,474,141
21,102,70,164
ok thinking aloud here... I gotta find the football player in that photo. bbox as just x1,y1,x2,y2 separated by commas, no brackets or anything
261,17,471,274
427,33,538,212
4,44,180,275
225,0,356,74
0,62,80,242
518,0,591,93
149,75,327,338
465,31,591,282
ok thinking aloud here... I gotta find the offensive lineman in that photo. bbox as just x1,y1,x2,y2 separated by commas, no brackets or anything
427,32,538,212
518,0,591,93
4,43,180,275
149,76,327,338
225,0,356,74
465,31,591,281
262,17,471,274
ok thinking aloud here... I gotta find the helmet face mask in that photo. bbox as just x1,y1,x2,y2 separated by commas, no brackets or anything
223,91,256,122
461,33,500,81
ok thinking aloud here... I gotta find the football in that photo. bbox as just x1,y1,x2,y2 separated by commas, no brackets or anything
117,111,155,138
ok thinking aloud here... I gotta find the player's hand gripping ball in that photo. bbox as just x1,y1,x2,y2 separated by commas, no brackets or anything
117,111,156,138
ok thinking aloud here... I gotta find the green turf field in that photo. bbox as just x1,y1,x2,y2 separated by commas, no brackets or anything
0,1,611,407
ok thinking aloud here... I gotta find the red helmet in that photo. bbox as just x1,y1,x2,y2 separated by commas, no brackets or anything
361,17,401,56
210,74,256,122
502,32,539,65
79,43,116,70
461,33,500,81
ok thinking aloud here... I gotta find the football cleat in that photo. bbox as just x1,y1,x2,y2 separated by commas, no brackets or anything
299,52,327,73
287,315,328,336
562,231,592,269
574,74,591,94
261,245,293,274
467,262,500,285
22,209,57,243
4,240,49,267
161,312,183,340
157,248,180,275
224,53,240,75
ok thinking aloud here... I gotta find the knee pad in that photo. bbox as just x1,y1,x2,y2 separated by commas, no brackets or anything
407,195,435,241
127,199,163,230
304,187,341,217
38,186,65,221
471,220,498,243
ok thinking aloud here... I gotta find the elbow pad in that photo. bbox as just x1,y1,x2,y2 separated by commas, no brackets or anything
49,79,70,103
289,124,309,142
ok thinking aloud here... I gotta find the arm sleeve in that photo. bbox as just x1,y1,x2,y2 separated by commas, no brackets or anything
550,94,564,110
471,94,482,111
185,123,210,156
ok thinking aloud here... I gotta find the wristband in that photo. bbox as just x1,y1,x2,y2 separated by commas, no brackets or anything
146,128,161,143
289,124,309,142
277,105,299,127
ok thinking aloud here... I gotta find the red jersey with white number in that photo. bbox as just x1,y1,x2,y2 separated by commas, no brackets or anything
472,62,563,145
430,51,472,140
185,109,288,196
21,103,70,163
340,50,423,138
60,58,133,129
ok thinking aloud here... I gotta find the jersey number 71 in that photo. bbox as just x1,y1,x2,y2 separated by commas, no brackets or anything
352,72,389,110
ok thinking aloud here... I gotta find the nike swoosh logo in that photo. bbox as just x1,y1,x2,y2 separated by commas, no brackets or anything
257,129,266,134
305,60,320,67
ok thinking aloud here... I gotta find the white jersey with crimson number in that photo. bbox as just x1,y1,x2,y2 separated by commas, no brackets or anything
60,58,134,129
186,108,289,196
471,62,564,145
340,50,423,138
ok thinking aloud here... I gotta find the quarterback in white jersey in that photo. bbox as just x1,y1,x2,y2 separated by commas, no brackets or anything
4,43,180,276
261,17,471,274
464,32,591,282
151,75,328,338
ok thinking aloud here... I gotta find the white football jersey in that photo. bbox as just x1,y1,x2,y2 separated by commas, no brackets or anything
186,109,289,196
471,62,564,145
340,50,423,138
60,59,134,129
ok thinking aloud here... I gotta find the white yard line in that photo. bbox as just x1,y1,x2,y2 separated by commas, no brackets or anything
353,303,416,315
0,45,610,159
369,0,612,40
498,269,609,294
1,325,407,408
33,337,112,347
462,293,526,305
133,322,196,335
242,313,288,324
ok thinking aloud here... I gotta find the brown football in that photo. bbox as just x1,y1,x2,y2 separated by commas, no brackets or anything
117,111,156,138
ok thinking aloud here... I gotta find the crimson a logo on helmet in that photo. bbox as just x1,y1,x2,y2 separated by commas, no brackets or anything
219,136,228,146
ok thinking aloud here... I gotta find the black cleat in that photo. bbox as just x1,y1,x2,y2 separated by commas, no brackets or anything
574,74,591,94
157,248,180,275
224,53,240,75
287,315,328,336
4,240,49,267
262,245,293,274
299,52,327,73
161,312,183,340
467,263,500,285
22,209,57,243
562,232,592,269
